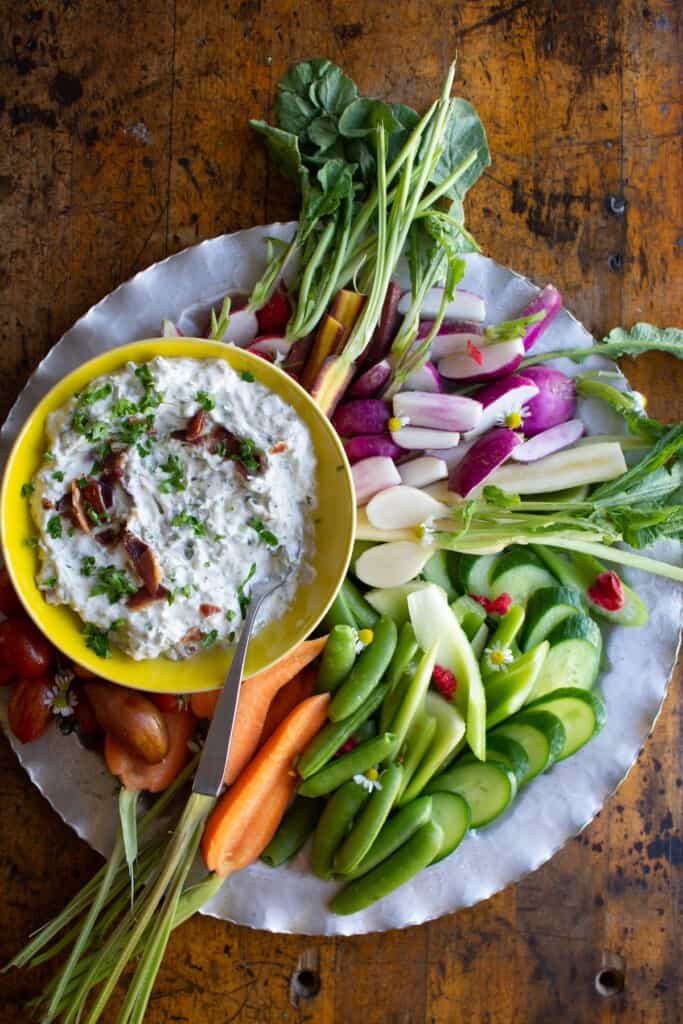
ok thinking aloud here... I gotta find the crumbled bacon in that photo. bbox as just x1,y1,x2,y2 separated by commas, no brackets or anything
127,585,169,610
99,482,114,509
185,409,207,442
70,480,91,532
96,527,124,548
200,603,221,617
181,627,203,645
81,478,108,518
41,497,53,510
270,441,288,455
588,571,625,612
56,492,72,515
123,530,162,595
470,592,513,617
99,450,126,482
206,425,240,457
432,664,457,700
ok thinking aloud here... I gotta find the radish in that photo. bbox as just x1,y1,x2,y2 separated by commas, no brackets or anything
398,287,486,323
391,426,461,450
518,284,562,351
366,486,450,530
425,439,475,469
349,360,393,398
223,307,259,346
398,456,448,488
511,419,584,462
247,336,292,360
439,338,525,383
360,281,402,367
351,457,401,506
520,366,576,436
403,361,443,393
463,374,539,439
488,442,627,493
161,319,182,337
332,399,390,437
448,428,522,497
255,286,292,335
431,329,487,361
343,434,402,464
355,541,435,588
393,392,482,433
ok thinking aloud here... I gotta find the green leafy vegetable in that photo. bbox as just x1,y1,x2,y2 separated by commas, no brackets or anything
521,322,683,368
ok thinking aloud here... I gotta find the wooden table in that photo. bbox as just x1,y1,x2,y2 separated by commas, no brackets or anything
1,2,681,1021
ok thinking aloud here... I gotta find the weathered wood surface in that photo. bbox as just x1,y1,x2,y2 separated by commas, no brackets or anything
0,1,681,1021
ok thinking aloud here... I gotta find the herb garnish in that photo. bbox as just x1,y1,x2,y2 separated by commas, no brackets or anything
83,619,124,659
51,470,65,482
78,383,113,408
237,562,257,617
43,576,58,589
80,555,97,577
201,629,218,648
241,371,255,383
43,451,56,464
135,364,163,412
112,398,138,418
158,453,186,493
248,516,279,547
21,482,34,498
47,516,63,540
171,512,206,536
24,536,39,548
196,391,215,411
90,565,138,604
235,438,261,474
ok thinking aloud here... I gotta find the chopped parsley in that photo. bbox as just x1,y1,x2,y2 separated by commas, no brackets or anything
201,629,219,648
241,370,255,383
167,583,193,606
158,453,186,493
228,630,236,643
234,438,261,474
85,503,109,526
21,482,34,498
46,516,63,540
90,565,137,604
237,562,256,617
112,398,138,418
248,516,279,548
135,364,163,412
137,441,152,458
171,512,206,537
215,441,227,457
80,555,97,577
117,417,151,446
196,390,215,411
83,619,124,659
214,533,225,542
42,576,58,589
24,536,39,548
44,451,56,464
225,609,235,621
77,383,113,408
51,470,65,482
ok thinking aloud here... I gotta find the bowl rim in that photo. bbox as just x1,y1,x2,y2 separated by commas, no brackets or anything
0,338,355,691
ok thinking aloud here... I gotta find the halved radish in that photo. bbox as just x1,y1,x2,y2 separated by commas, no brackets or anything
520,366,576,436
343,434,402,464
333,399,391,437
488,441,626,494
223,307,259,346
349,360,393,398
439,338,525,383
161,319,182,338
464,374,539,440
518,284,562,351
355,541,436,588
393,392,482,433
398,287,486,323
448,428,522,497
247,336,292,360
255,286,292,335
398,456,448,488
425,439,475,469
511,419,584,462
352,456,401,506
404,361,443,393
392,426,460,450
366,486,450,530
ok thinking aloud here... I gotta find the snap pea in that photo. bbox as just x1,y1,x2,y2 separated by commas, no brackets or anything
298,732,396,798
395,713,437,802
330,820,444,914
316,625,358,692
342,795,434,880
329,616,398,722
322,588,358,631
297,680,390,780
379,666,415,734
481,606,525,678
386,621,418,692
388,642,437,754
261,797,324,867
341,577,379,629
334,764,404,875
311,781,370,880
353,719,377,744
471,622,489,659
451,595,487,640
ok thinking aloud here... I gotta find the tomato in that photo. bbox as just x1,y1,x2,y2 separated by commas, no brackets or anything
104,710,196,793
0,567,22,617
0,617,53,678
8,676,53,743
151,693,187,713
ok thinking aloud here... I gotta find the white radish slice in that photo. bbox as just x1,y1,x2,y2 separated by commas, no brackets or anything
355,540,435,588
161,319,182,337
247,336,292,359
464,378,540,440
439,338,525,382
398,287,486,323
488,442,627,494
392,426,461,450
366,485,450,530
403,361,443,393
511,419,584,462
223,307,259,346
398,456,448,488
431,331,486,360
393,392,482,433
351,456,401,506
425,440,475,469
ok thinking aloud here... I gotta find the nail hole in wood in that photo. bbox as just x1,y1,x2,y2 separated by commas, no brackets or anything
290,948,321,1007
607,253,624,272
595,951,626,998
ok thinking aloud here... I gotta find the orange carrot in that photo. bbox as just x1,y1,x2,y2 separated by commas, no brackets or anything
201,693,330,876
105,710,196,794
259,666,317,745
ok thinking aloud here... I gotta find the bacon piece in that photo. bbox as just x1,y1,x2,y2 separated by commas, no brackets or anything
181,627,203,645
56,492,73,515
200,603,221,617
41,497,54,510
123,530,163,595
81,479,108,518
206,425,241,457
186,409,207,442
127,585,169,610
269,441,288,455
96,527,124,549
99,450,126,482
99,482,114,509
70,480,91,533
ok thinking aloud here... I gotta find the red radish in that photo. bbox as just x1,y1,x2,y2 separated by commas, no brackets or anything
511,418,584,462
349,360,393,398
343,434,402,464
256,287,292,335
391,426,460,450
333,399,391,437
398,456,448,488
448,428,522,497
398,287,486,323
223,307,259,346
439,338,525,383
518,284,562,351
404,361,443,393
464,374,539,439
360,281,402,367
247,336,292,360
351,457,401,506
520,366,576,436
161,319,182,338
393,392,482,433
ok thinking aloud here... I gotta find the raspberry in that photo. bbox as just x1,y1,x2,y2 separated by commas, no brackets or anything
470,592,512,616
588,571,625,612
432,664,457,701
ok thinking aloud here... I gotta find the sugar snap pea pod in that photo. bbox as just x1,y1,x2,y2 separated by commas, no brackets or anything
353,719,377,743
311,781,371,880
316,625,358,693
261,797,324,867
330,820,444,914
481,606,525,679
395,713,437,802
297,680,390,780
388,642,438,754
334,764,404,875
386,621,419,692
470,622,489,659
341,577,379,629
298,732,396,798
329,616,398,722
342,795,434,880
322,588,358,631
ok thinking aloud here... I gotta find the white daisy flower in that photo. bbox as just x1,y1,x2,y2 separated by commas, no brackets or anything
497,405,529,431
352,772,382,793
44,670,77,717
484,643,514,672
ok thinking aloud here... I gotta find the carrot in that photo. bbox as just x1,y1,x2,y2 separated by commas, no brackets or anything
201,693,330,876
105,710,196,794
259,666,317,745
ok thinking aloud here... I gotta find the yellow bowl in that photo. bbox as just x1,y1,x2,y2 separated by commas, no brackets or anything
0,339,355,693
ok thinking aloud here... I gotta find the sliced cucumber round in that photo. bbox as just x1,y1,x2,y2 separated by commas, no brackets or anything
525,687,606,760
521,585,584,651
421,550,458,601
492,709,565,783
454,553,497,597
426,760,517,828
458,733,530,786
365,581,434,626
429,792,471,862
489,546,556,606
528,613,602,700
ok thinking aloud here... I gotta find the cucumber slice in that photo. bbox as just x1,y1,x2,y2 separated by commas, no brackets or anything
528,614,602,701
429,792,471,862
454,553,497,597
365,581,435,626
426,760,517,828
458,734,529,786
492,709,565,783
532,545,648,628
451,594,487,640
489,546,556,606
525,687,606,760
421,550,458,601
521,585,584,651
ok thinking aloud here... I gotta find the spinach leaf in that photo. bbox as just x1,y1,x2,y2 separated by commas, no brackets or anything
429,98,491,199
249,122,303,183
338,98,402,137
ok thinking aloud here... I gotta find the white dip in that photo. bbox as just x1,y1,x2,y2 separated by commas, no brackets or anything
31,356,317,660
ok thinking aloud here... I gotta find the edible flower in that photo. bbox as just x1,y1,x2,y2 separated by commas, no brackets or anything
44,670,77,717
355,627,374,654
498,406,528,430
588,571,626,612
466,339,484,365
353,770,382,793
483,643,514,672
388,416,410,432
432,664,457,700
470,592,513,616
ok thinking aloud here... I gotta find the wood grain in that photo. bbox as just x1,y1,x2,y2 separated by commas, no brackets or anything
0,1,681,1021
